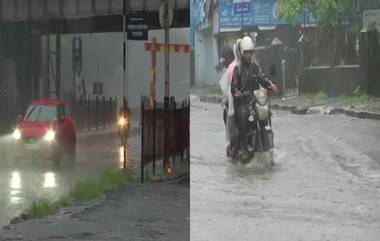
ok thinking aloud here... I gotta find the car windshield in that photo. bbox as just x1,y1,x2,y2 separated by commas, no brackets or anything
24,105,58,122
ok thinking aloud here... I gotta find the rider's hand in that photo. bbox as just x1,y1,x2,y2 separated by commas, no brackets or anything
270,83,278,93
235,90,243,97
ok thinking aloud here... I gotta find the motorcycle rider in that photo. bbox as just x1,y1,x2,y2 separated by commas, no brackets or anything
231,36,278,159
118,98,131,141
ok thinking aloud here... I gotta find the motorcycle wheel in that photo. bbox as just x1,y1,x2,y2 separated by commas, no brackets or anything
267,149,275,167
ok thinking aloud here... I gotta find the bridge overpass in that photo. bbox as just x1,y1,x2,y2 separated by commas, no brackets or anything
0,0,189,33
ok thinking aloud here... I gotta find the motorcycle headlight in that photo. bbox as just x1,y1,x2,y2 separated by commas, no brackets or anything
118,117,127,127
44,129,55,142
254,89,268,106
13,129,21,140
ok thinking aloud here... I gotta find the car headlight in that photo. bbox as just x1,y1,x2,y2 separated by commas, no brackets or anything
13,129,21,140
44,130,55,141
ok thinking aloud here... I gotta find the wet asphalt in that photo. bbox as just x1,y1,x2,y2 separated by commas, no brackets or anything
190,97,380,241
0,130,141,228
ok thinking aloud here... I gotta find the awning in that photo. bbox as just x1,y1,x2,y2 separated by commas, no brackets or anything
258,26,277,31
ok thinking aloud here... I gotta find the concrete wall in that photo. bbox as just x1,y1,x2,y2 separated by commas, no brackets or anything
194,29,220,85
301,65,361,96
0,57,17,97
41,28,190,109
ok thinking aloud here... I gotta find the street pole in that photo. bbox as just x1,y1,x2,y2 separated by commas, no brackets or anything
282,61,285,97
123,0,127,169
123,0,127,100
97,47,100,85
56,34,61,99
164,0,170,98
46,35,50,99
298,1,306,96
241,11,243,37
72,37,76,100
150,37,157,107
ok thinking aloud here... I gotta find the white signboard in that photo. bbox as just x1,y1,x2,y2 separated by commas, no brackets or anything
363,9,380,32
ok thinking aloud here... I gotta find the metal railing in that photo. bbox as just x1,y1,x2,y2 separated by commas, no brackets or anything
70,95,118,131
140,96,190,183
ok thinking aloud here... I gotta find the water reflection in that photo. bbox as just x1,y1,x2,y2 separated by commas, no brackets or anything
10,171,21,203
10,190,20,196
10,196,21,204
43,172,56,188
119,146,131,169
10,172,21,189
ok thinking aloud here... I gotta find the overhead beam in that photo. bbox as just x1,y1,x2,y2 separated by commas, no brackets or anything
0,0,189,23
0,9,189,35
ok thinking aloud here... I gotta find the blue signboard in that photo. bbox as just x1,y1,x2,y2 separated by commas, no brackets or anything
219,0,315,28
127,12,148,41
234,1,251,14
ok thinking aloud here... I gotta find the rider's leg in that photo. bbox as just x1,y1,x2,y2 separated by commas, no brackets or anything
227,115,239,159
236,104,249,156
223,108,227,125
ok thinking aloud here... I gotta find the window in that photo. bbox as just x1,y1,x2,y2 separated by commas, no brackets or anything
24,105,58,122
57,105,66,120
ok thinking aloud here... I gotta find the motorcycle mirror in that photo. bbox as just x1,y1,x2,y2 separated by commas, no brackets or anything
270,65,276,77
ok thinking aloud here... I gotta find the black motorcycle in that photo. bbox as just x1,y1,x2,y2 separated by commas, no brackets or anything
241,87,274,165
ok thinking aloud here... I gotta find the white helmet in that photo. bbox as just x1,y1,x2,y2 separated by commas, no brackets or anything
239,36,254,54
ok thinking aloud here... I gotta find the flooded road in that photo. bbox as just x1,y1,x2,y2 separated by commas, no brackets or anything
190,97,380,241
0,131,140,228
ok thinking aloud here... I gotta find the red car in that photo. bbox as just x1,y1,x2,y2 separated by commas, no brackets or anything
13,99,76,161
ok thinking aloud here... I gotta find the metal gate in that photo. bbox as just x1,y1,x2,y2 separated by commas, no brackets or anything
140,96,190,183
255,45,300,97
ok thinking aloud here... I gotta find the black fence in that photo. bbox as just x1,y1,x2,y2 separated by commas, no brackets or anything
70,95,118,131
0,91,20,134
140,96,190,183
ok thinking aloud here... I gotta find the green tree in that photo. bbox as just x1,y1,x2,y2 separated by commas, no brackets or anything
277,0,365,66
277,0,360,29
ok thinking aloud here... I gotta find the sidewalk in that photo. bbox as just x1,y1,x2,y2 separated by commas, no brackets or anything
0,177,190,241
192,87,380,121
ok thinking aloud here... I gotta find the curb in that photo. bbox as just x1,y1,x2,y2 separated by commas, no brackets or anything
143,158,190,184
199,95,380,121
199,95,222,104
153,173,190,184
330,108,380,120
271,104,297,112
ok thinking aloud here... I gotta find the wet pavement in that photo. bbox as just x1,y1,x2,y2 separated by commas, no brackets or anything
0,177,189,241
190,97,380,241
0,130,141,228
